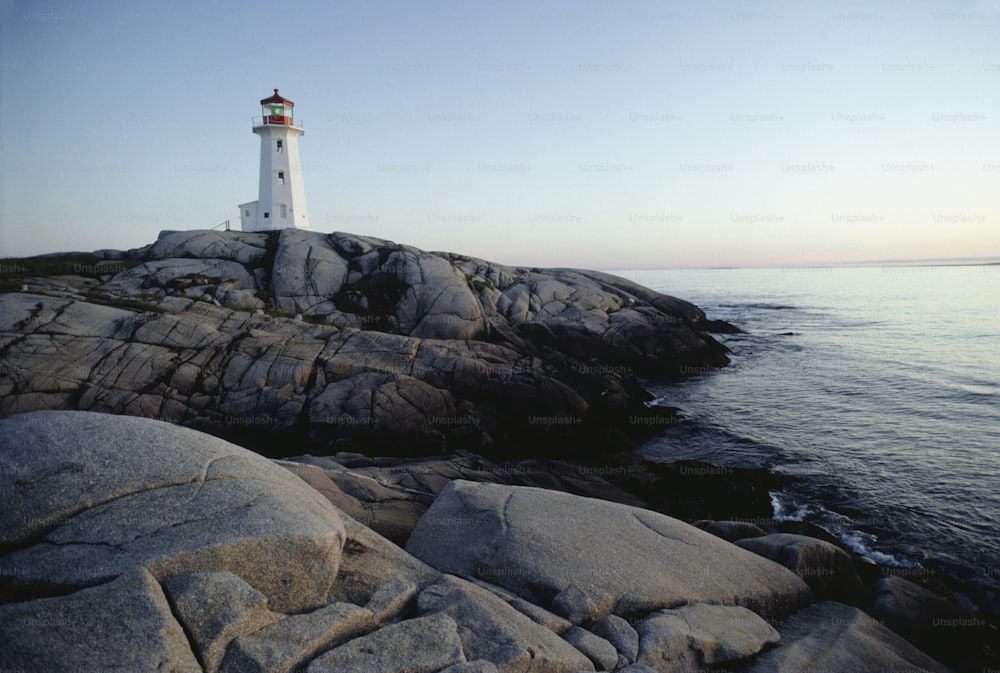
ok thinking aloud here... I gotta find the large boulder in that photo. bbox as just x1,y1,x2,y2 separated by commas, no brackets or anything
405,480,812,623
739,601,953,673
735,533,864,604
0,408,965,673
0,410,348,614
280,451,656,547
635,603,780,673
863,575,979,667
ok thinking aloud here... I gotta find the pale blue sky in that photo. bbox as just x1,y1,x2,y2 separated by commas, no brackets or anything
1,0,998,268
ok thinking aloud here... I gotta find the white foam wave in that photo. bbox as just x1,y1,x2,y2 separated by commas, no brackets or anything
769,491,916,568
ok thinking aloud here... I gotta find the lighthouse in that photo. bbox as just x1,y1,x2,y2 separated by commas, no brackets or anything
239,89,310,231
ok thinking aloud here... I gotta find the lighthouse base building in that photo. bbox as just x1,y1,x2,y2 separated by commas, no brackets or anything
240,89,310,232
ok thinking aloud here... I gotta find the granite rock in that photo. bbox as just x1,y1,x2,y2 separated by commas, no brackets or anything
439,662,500,673
305,612,466,673
0,410,962,673
163,571,280,673
416,575,595,673
147,229,270,266
635,603,780,673
325,513,441,606
696,519,767,542
589,613,640,663
219,601,375,673
562,626,619,671
0,568,201,672
406,480,812,623
736,533,864,604
0,229,732,459
738,601,953,673
0,410,347,614
863,575,978,667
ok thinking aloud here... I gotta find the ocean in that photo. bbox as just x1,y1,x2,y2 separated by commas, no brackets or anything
615,266,1000,615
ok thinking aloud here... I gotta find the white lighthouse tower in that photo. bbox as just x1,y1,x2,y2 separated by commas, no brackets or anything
239,89,310,231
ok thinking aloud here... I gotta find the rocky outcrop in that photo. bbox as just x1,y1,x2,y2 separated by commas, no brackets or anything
0,410,958,673
0,229,732,459
405,479,813,622
271,229,350,315
146,229,271,266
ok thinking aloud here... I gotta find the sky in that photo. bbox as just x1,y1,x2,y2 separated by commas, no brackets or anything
1,0,998,269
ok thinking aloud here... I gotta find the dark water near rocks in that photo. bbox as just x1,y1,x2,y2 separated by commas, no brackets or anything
617,266,1000,615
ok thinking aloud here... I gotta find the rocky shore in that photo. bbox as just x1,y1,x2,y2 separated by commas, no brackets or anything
0,229,733,459
0,230,994,671
0,410,978,672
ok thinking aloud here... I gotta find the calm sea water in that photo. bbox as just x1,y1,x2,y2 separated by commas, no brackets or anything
616,266,1000,614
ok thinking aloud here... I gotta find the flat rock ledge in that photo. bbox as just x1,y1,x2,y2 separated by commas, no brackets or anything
0,229,733,459
0,411,958,673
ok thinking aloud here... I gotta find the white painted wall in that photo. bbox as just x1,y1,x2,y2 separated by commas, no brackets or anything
238,200,258,231
240,121,310,232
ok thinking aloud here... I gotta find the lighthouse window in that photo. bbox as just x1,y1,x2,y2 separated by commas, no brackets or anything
264,212,270,219
276,139,283,153
280,204,287,218
278,171,285,185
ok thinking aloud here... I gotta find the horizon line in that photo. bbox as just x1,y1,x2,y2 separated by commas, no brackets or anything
604,256,1000,272
3,247,999,274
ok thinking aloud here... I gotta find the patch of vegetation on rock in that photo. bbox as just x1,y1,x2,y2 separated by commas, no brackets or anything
0,253,143,292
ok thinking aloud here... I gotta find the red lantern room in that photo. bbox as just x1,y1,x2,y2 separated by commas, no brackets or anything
260,88,295,126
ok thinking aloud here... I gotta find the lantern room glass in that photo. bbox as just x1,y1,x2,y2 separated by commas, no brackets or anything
263,103,292,124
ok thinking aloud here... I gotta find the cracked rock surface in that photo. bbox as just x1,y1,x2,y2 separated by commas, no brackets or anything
405,479,814,623
0,411,957,673
0,229,732,459
635,604,780,673
0,567,202,672
0,410,347,613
